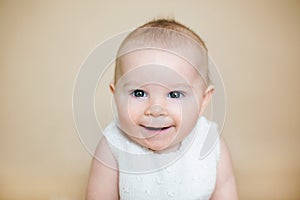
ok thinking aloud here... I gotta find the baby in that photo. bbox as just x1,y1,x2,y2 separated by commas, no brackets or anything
87,19,238,200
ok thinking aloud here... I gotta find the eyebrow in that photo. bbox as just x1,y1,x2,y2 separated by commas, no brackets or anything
121,81,192,90
122,81,143,88
169,82,192,88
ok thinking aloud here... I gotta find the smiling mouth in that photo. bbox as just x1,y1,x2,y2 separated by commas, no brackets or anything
140,125,173,131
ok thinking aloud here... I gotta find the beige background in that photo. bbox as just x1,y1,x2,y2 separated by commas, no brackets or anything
1,1,300,199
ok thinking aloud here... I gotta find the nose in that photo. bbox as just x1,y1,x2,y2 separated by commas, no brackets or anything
145,104,167,117
144,97,167,117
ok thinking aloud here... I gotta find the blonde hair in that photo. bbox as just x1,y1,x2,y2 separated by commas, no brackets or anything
114,18,210,87
137,19,207,51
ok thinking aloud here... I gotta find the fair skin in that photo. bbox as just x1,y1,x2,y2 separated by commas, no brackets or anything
86,50,238,199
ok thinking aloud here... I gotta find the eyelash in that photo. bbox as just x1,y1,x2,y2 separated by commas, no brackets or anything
131,90,185,99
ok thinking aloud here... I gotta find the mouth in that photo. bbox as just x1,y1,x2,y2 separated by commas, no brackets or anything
140,124,173,132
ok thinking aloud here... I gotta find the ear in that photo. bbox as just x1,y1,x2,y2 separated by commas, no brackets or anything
109,83,115,93
199,85,214,116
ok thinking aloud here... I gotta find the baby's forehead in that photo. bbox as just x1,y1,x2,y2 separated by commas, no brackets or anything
116,50,206,88
119,49,191,68
118,44,207,69
116,36,209,84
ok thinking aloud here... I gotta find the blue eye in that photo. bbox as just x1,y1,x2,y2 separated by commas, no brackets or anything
168,91,184,98
132,89,147,98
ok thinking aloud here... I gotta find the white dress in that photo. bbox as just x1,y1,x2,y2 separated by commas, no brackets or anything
102,117,220,200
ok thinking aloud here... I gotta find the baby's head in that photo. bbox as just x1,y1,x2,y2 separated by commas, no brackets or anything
110,19,214,152
114,19,210,87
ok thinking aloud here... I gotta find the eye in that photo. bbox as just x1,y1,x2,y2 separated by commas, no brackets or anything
168,91,184,98
132,89,147,98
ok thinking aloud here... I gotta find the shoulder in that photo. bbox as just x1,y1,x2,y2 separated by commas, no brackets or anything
86,137,119,200
210,138,239,200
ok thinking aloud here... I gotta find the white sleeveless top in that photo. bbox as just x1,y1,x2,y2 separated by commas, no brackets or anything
102,117,220,200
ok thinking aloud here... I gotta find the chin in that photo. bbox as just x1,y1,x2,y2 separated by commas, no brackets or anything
145,140,177,153
147,145,166,151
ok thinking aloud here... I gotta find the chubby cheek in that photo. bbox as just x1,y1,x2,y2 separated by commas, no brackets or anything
127,98,146,122
166,102,182,125
115,97,144,131
173,99,201,138
183,101,201,118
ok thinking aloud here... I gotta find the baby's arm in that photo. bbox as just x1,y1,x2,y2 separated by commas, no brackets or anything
86,137,119,200
210,138,239,200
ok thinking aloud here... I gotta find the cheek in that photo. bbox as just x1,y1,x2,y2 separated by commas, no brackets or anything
127,102,144,122
116,97,145,124
171,98,201,117
166,101,182,122
182,101,201,116
176,101,200,140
